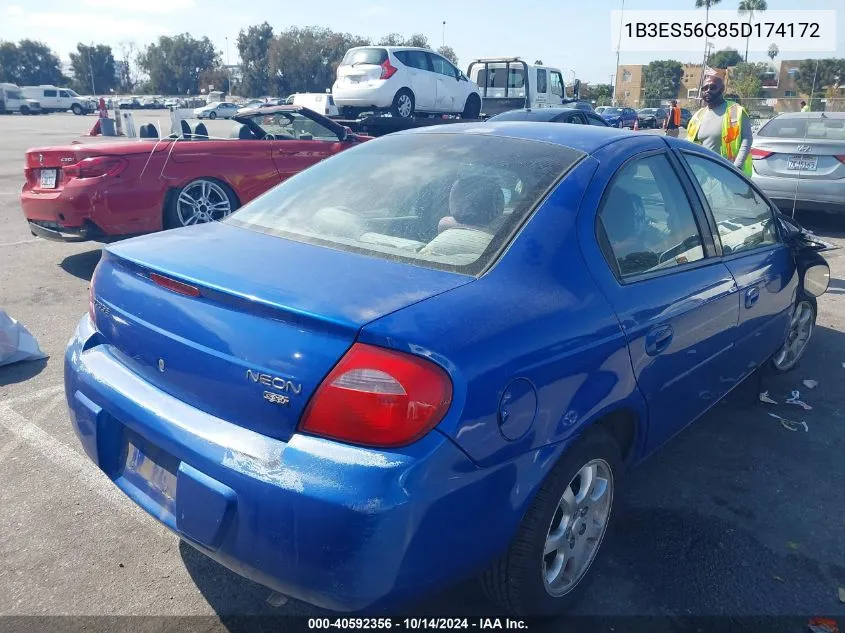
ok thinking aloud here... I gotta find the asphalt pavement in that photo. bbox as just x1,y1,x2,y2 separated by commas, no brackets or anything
1,112,844,629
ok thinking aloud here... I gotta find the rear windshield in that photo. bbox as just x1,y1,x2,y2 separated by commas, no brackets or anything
603,108,623,114
488,109,559,122
757,116,845,140
225,133,584,275
341,48,388,66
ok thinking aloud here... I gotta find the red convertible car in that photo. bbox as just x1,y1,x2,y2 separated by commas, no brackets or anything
21,106,370,242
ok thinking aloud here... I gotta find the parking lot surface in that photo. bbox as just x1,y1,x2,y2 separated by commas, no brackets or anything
1,113,844,626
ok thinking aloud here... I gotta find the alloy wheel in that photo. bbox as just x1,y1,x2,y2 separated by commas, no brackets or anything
397,94,413,118
772,300,815,371
542,459,613,597
176,180,233,227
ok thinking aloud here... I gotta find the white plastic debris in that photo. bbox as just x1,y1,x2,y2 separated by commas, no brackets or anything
266,592,289,607
768,412,809,433
785,390,813,411
0,310,48,367
759,391,778,404
802,379,819,390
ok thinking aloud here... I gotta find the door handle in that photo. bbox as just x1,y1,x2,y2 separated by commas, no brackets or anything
745,287,760,309
645,324,674,356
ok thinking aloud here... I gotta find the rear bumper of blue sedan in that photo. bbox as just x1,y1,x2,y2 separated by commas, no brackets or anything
64,316,517,612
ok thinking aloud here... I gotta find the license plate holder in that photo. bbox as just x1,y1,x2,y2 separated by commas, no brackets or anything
123,438,178,508
787,155,818,171
39,169,57,189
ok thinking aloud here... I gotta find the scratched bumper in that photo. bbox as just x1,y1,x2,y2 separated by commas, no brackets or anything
63,315,494,612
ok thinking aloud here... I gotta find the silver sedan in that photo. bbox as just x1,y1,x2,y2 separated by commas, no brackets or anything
750,112,845,214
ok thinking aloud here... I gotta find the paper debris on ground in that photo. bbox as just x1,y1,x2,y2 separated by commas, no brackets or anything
769,412,809,433
759,391,778,404
0,310,48,367
786,390,813,411
802,379,819,389
266,592,288,607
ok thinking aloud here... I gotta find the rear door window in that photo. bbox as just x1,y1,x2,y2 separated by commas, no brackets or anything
429,54,457,78
598,154,706,279
395,50,431,71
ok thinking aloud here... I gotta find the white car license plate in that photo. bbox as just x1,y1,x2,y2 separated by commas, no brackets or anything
787,155,818,171
39,169,57,188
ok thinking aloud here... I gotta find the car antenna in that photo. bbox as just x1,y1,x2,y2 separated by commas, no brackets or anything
789,59,820,220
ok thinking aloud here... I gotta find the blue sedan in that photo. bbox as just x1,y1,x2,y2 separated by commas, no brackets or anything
599,106,639,129
65,122,830,616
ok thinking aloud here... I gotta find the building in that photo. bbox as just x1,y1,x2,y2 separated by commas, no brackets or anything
614,62,722,108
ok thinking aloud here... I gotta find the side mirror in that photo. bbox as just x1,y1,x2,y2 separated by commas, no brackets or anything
803,263,830,297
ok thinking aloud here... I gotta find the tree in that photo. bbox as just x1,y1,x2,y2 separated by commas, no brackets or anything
69,44,117,94
767,43,779,62
138,34,219,95
738,0,767,62
0,39,65,85
378,33,430,48
708,48,743,69
794,58,845,97
237,22,274,97
198,67,230,94
403,33,430,48
583,83,614,104
642,60,683,102
534,59,544,65
269,27,370,96
728,62,767,99
117,41,141,92
437,46,458,66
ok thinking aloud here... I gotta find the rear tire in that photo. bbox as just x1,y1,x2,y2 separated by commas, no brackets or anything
462,94,481,119
480,430,621,617
164,178,239,230
391,89,415,119
71,104,83,115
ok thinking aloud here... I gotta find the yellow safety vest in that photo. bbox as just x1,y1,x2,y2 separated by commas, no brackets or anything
687,100,753,177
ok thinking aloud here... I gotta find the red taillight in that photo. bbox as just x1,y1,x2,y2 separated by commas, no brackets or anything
380,59,398,80
835,155,845,164
149,273,201,297
299,343,453,448
64,156,128,179
750,148,773,159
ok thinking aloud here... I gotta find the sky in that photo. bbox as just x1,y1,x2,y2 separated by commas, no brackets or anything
0,0,842,84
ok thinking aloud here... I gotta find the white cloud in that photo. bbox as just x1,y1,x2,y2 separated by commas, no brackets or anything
6,5,24,15
80,0,196,13
5,11,171,40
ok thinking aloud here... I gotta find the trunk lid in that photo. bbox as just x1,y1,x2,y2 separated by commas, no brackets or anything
336,47,389,85
23,142,163,192
92,221,471,443
752,138,845,180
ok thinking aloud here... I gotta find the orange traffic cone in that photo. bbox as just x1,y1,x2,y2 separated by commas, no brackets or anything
87,119,101,136
633,118,639,131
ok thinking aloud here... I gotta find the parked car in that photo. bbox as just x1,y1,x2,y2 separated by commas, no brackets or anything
0,83,42,114
292,93,339,117
65,122,829,617
680,108,692,128
599,106,638,129
637,107,668,129
21,85,95,114
332,46,483,119
594,106,608,114
750,111,845,214
236,99,270,115
487,107,609,126
21,106,370,242
194,102,240,120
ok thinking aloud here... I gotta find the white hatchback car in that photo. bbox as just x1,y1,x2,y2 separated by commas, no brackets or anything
332,46,482,119
193,102,240,120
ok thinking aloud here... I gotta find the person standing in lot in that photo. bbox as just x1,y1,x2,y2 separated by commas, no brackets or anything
686,75,753,176
801,100,810,112
663,99,681,137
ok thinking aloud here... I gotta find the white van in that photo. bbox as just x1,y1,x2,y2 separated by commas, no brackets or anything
292,93,340,117
0,83,42,115
21,85,95,115
466,58,570,117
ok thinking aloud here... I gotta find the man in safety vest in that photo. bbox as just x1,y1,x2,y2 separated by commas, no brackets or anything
663,99,681,137
686,75,753,176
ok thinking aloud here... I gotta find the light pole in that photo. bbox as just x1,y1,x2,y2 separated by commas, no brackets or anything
87,42,96,95
612,0,625,105
442,21,446,47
